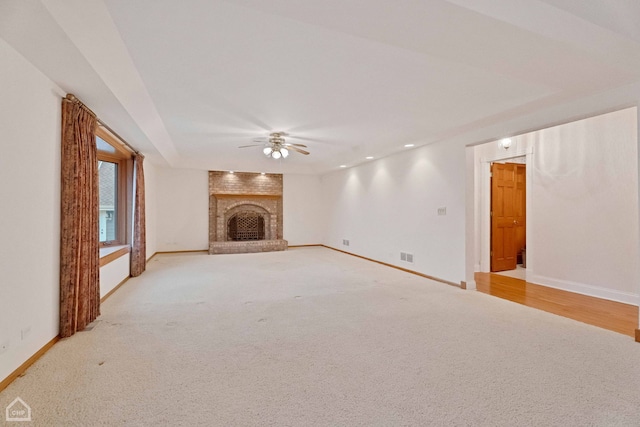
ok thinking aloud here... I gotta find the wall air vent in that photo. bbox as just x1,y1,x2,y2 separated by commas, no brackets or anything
401,252,414,263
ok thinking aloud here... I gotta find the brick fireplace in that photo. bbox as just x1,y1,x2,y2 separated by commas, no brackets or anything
208,171,288,254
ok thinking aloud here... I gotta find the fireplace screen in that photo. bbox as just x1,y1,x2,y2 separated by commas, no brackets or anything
227,211,265,241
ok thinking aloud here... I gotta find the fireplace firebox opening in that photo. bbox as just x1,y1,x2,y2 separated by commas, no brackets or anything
227,211,265,241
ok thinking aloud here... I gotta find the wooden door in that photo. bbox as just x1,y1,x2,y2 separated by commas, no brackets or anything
514,164,526,263
491,163,517,271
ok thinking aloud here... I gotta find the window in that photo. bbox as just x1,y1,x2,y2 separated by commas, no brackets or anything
98,160,118,242
96,127,132,247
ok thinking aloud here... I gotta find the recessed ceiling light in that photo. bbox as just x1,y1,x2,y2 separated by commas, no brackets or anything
366,156,374,160
339,165,347,168
404,144,415,148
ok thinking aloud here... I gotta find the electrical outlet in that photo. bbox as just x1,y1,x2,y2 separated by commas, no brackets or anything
438,207,447,216
0,339,9,355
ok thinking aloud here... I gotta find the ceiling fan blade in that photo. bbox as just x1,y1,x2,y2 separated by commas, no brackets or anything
284,143,308,148
238,144,263,148
287,135,339,145
253,137,268,142
288,146,310,155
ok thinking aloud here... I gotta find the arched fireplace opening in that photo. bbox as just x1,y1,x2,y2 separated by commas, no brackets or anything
227,211,265,241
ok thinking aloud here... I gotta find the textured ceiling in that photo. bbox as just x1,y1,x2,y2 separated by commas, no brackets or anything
2,0,640,173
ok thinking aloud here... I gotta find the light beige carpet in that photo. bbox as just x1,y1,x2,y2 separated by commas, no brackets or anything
1,247,640,426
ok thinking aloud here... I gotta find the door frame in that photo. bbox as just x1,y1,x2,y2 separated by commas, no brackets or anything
479,146,533,276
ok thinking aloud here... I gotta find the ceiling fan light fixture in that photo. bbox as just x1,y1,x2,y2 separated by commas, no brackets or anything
241,131,309,159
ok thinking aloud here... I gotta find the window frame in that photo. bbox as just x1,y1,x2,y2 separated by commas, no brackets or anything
96,127,132,248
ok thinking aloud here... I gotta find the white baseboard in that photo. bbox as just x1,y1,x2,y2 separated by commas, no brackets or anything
530,274,639,306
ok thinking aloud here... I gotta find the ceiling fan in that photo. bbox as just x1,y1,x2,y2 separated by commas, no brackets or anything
239,132,310,159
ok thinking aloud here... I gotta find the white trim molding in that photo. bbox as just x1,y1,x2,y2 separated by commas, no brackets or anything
529,274,639,307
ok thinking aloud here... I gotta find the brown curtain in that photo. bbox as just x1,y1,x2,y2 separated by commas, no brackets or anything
130,154,146,277
60,94,100,338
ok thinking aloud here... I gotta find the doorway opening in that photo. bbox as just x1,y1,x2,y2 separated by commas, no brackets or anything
471,141,532,287
490,159,526,278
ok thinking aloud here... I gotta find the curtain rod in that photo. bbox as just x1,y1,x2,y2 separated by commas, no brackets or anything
64,94,96,119
97,119,140,155
66,94,140,155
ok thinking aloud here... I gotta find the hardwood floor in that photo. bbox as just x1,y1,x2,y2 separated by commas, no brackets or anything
475,272,639,337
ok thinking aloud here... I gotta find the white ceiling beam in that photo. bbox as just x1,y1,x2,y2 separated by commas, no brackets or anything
40,0,180,165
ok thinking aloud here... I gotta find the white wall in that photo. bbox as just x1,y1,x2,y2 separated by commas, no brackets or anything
473,108,638,304
0,39,63,383
531,108,638,303
283,174,324,245
100,254,130,299
156,167,210,251
322,141,467,284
